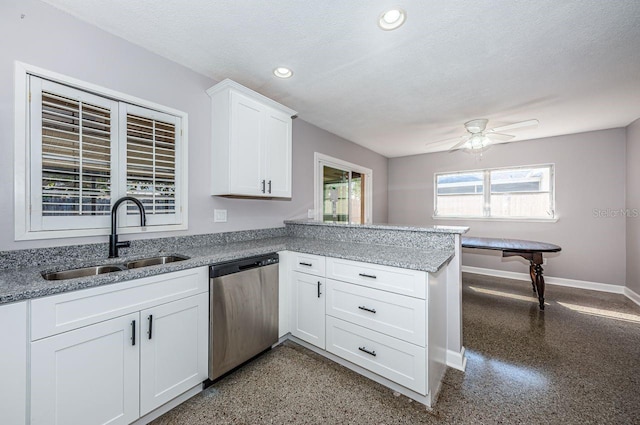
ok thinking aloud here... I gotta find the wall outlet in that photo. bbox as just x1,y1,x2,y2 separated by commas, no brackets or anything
214,209,227,223
307,209,315,219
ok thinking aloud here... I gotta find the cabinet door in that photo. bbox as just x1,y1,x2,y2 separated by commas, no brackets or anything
291,271,326,349
139,293,208,416
263,107,292,197
0,302,27,425
31,313,140,425
229,90,265,196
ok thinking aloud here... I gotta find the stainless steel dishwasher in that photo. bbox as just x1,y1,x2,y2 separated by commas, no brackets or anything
209,253,279,380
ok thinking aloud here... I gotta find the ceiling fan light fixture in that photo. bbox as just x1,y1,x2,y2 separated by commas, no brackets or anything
467,134,489,150
273,67,293,79
378,8,406,30
464,119,488,134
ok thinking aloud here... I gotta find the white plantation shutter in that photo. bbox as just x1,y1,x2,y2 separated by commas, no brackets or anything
30,78,118,231
23,73,186,238
122,105,182,227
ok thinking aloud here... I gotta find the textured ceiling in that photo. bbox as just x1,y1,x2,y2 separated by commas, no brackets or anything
41,0,640,158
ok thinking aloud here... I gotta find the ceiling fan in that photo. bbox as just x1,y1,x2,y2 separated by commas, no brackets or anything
430,119,539,153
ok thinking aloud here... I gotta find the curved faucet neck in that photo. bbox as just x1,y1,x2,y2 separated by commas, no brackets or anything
111,196,147,233
109,196,147,258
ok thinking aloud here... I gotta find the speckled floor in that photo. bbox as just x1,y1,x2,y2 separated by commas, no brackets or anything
151,273,640,424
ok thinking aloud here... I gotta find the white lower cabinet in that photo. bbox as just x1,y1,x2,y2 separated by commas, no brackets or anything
31,313,140,425
326,278,426,346
140,293,209,416
288,253,447,406
290,271,325,349
326,316,426,395
30,267,209,425
0,301,28,425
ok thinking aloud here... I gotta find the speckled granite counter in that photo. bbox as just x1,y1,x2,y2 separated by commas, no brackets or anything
285,219,469,234
0,221,468,305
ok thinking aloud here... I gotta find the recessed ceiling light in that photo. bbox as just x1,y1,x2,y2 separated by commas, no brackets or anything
273,67,293,79
378,8,406,31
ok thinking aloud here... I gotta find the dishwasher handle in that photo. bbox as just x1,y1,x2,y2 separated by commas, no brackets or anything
238,261,264,271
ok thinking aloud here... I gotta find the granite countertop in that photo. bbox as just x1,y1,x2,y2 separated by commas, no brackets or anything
0,236,453,305
285,219,469,234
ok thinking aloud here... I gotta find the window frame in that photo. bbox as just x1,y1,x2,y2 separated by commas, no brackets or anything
433,163,557,222
14,61,189,241
313,152,373,224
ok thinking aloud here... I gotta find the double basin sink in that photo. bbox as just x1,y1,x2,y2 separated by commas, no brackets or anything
42,255,190,281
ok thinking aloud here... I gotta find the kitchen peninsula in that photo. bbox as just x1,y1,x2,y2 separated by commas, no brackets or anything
0,220,467,422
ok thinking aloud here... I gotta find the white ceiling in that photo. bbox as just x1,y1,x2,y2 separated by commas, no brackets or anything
42,0,640,158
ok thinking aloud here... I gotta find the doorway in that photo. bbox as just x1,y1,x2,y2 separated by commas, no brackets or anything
314,153,372,224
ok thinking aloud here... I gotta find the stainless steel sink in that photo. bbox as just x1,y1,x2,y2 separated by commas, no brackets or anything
41,254,190,280
124,255,190,269
42,265,127,281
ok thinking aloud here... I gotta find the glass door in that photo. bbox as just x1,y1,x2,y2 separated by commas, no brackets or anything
322,166,365,224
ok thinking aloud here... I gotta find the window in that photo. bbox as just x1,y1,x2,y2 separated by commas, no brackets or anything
15,63,187,240
314,153,372,224
434,164,555,220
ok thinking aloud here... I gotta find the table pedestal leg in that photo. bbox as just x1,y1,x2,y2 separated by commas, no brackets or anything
533,263,545,310
529,263,537,293
504,251,545,310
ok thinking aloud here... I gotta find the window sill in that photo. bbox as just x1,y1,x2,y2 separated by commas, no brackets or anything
432,216,558,223
15,223,188,242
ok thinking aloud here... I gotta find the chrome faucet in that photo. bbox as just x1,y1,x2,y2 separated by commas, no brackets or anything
109,196,146,258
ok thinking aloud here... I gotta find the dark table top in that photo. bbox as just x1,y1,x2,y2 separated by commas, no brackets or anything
462,236,562,253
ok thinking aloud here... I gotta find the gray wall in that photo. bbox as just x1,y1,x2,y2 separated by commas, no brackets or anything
627,118,640,294
388,129,627,286
0,0,387,251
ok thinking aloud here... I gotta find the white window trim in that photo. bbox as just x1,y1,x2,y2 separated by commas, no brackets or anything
313,152,373,223
14,61,189,241
432,163,557,222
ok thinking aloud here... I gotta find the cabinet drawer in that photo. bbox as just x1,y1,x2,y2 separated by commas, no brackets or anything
326,316,426,395
292,252,325,276
326,257,426,299
31,267,209,340
326,279,426,346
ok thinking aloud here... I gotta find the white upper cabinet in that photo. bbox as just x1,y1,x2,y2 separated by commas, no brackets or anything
208,79,296,198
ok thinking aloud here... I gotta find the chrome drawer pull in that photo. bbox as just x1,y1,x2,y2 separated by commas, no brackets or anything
358,346,376,357
299,262,313,267
358,306,376,314
358,273,377,279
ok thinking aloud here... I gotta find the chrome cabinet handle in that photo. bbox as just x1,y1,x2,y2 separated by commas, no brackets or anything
317,281,322,298
359,273,377,279
131,320,136,346
358,346,376,357
261,180,266,193
358,306,376,314
268,180,272,194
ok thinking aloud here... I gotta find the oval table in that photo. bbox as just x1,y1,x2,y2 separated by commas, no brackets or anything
461,236,562,310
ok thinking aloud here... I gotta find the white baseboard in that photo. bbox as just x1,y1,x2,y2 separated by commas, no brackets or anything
461,265,627,295
624,287,640,307
446,346,467,372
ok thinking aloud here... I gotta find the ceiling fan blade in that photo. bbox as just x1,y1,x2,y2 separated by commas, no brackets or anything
485,133,515,142
448,137,471,152
488,119,539,133
427,135,466,146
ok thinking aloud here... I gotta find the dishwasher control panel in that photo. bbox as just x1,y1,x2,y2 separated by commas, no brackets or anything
210,253,279,278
